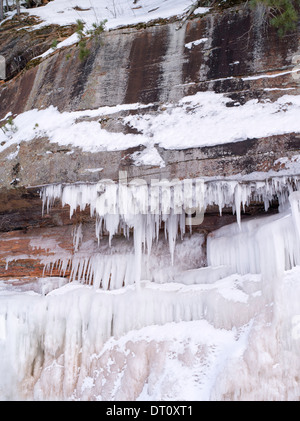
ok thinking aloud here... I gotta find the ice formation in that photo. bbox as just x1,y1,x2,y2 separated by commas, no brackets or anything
1,174,300,400
41,175,300,226
208,191,300,284
1,265,299,400
39,174,300,288
0,274,262,400
41,233,206,290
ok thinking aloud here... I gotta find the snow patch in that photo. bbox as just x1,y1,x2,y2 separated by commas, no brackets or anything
3,91,300,155
185,38,208,49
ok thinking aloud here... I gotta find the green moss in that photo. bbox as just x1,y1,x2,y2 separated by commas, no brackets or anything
51,39,58,49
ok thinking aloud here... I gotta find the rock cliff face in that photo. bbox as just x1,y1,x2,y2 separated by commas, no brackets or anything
0,15,76,81
0,3,300,279
1,5,299,115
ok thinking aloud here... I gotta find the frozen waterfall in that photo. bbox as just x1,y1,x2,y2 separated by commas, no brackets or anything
38,174,300,288
1,174,300,400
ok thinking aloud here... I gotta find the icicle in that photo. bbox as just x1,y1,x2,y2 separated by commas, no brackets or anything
234,184,242,228
73,223,83,252
133,214,144,289
290,191,300,238
166,212,178,266
104,214,120,246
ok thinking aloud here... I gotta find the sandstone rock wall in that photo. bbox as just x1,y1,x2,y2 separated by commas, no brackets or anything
1,6,300,116
0,5,299,189
0,4,300,279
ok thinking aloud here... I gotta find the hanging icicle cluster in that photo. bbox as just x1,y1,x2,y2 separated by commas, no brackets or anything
39,174,300,287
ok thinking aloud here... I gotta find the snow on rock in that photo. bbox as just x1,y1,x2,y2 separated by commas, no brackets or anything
124,92,300,150
0,102,150,155
22,0,208,31
2,92,300,156
130,146,165,168
185,38,208,49
35,33,79,59
0,1,209,61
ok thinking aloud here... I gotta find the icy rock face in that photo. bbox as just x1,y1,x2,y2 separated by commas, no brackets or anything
1,177,300,400
41,177,205,288
41,175,300,230
39,175,300,288
42,233,206,290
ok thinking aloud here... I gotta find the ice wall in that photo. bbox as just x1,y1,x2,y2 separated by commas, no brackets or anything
208,191,300,284
0,273,262,400
1,178,300,400
1,265,298,401
211,265,300,401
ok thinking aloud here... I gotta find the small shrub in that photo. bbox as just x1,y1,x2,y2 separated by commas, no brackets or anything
75,18,107,62
51,39,58,50
1,117,18,137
